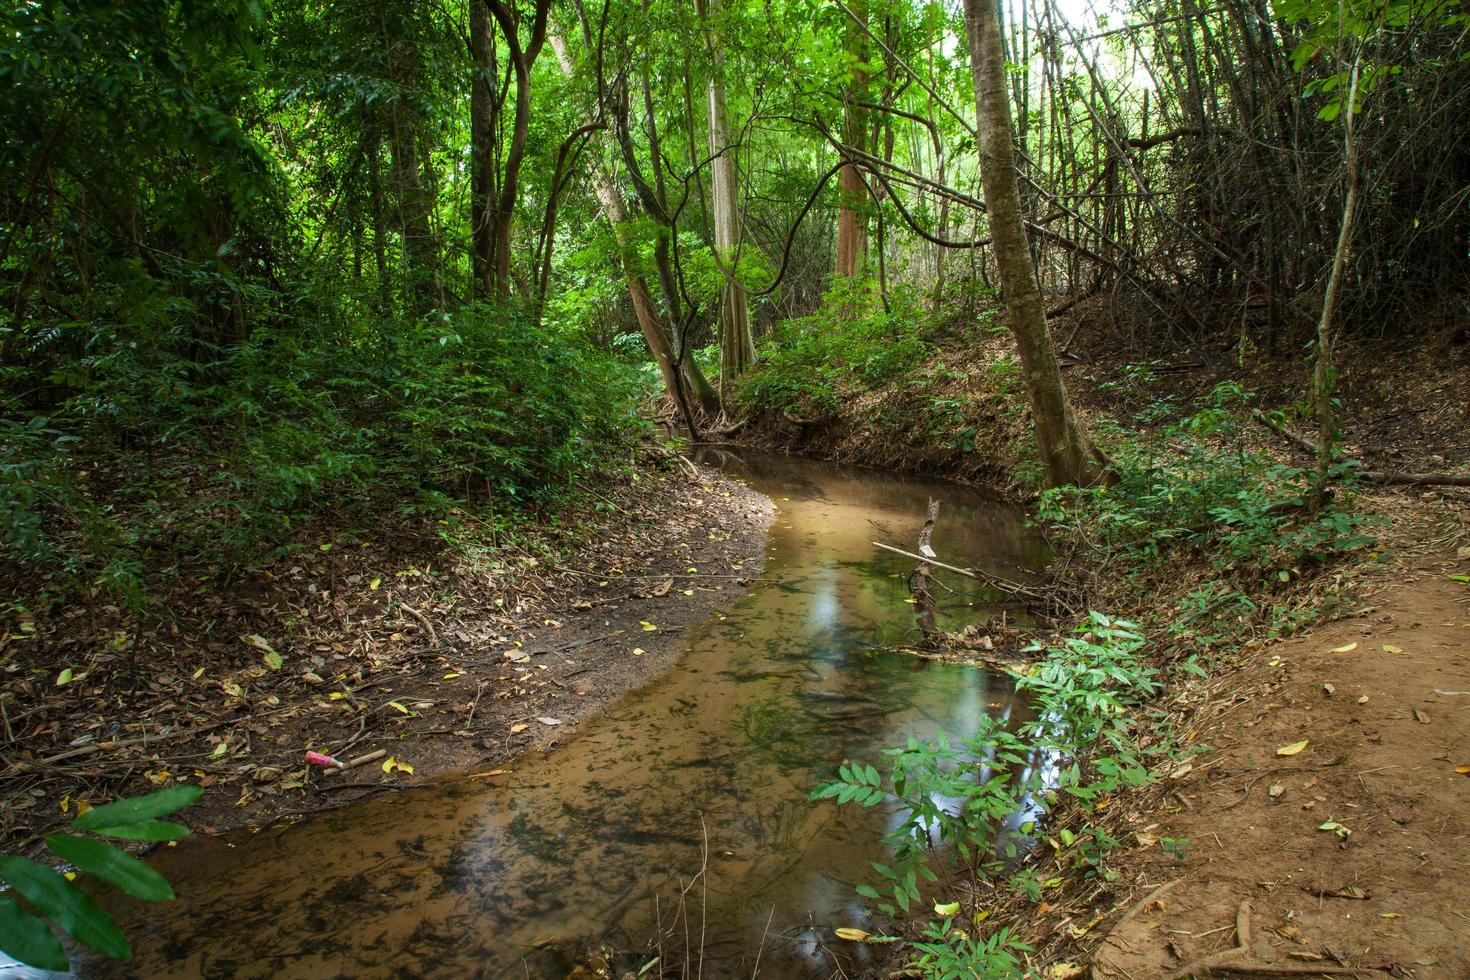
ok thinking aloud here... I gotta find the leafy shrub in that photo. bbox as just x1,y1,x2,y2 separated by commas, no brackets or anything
1040,383,1374,579
812,614,1158,977
737,280,931,418
2,303,645,611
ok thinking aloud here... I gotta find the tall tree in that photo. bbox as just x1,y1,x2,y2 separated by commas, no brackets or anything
381,7,442,314
694,0,755,392
549,32,707,429
962,0,1108,488
834,0,870,281
482,0,552,299
469,0,496,297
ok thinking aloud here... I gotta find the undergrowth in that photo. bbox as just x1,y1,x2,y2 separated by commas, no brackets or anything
1,304,645,617
736,281,932,420
1039,382,1376,586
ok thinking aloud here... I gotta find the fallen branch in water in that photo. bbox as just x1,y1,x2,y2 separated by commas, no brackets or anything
872,542,1046,601
911,499,941,645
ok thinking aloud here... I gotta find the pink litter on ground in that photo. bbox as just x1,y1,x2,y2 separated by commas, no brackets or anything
305,751,343,768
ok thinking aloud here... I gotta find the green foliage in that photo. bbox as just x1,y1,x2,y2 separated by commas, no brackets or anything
3,304,644,613
1276,0,1467,119
1040,384,1375,581
910,922,1031,979
812,614,1158,977
0,786,202,971
737,281,932,418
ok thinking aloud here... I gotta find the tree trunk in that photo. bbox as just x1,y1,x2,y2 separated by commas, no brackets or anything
962,0,1107,488
469,0,495,298
834,0,869,281
383,19,437,315
1312,59,1361,511
550,34,702,430
695,0,754,395
485,0,551,300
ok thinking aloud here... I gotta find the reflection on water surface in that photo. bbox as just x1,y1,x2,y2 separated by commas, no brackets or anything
91,450,1045,978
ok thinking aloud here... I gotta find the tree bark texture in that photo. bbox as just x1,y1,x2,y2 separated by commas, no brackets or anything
962,0,1108,488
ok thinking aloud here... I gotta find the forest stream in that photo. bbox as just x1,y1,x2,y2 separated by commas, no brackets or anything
81,451,1048,978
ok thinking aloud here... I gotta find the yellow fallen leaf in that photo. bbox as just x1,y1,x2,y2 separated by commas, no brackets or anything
1381,644,1402,654
632,647,646,656
387,701,410,714
369,577,381,590
1276,739,1309,756
443,672,462,679
510,723,529,733
328,691,349,701
834,928,870,942
382,756,396,773
1331,642,1358,653
640,621,658,631
1454,764,1470,775
396,760,414,774
934,901,960,916
1380,913,1400,919
1049,964,1087,980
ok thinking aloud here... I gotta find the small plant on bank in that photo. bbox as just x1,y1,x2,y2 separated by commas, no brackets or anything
811,614,1158,977
1159,836,1191,862
1038,382,1375,582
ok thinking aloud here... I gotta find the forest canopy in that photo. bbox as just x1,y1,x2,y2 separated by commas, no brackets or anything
2,0,1467,611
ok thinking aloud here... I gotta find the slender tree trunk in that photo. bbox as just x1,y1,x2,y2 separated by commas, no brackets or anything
383,19,437,315
485,0,551,300
1312,56,1361,510
963,0,1108,488
469,0,495,297
366,125,392,313
694,0,754,394
550,34,701,430
835,0,869,280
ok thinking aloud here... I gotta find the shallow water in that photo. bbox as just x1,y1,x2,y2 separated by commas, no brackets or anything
88,450,1046,978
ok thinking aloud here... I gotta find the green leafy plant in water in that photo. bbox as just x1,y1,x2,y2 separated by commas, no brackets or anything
0,785,202,971
811,614,1158,977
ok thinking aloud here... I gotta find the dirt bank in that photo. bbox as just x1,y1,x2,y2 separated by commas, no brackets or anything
0,457,772,850
1085,504,1470,979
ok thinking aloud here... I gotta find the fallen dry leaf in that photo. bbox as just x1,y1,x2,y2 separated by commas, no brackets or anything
1331,642,1358,653
1277,739,1309,756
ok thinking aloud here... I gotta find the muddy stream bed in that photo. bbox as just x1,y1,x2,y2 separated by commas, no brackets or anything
86,450,1047,978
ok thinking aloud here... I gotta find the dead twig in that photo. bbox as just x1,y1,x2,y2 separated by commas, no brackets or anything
1098,879,1182,950
398,603,439,648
